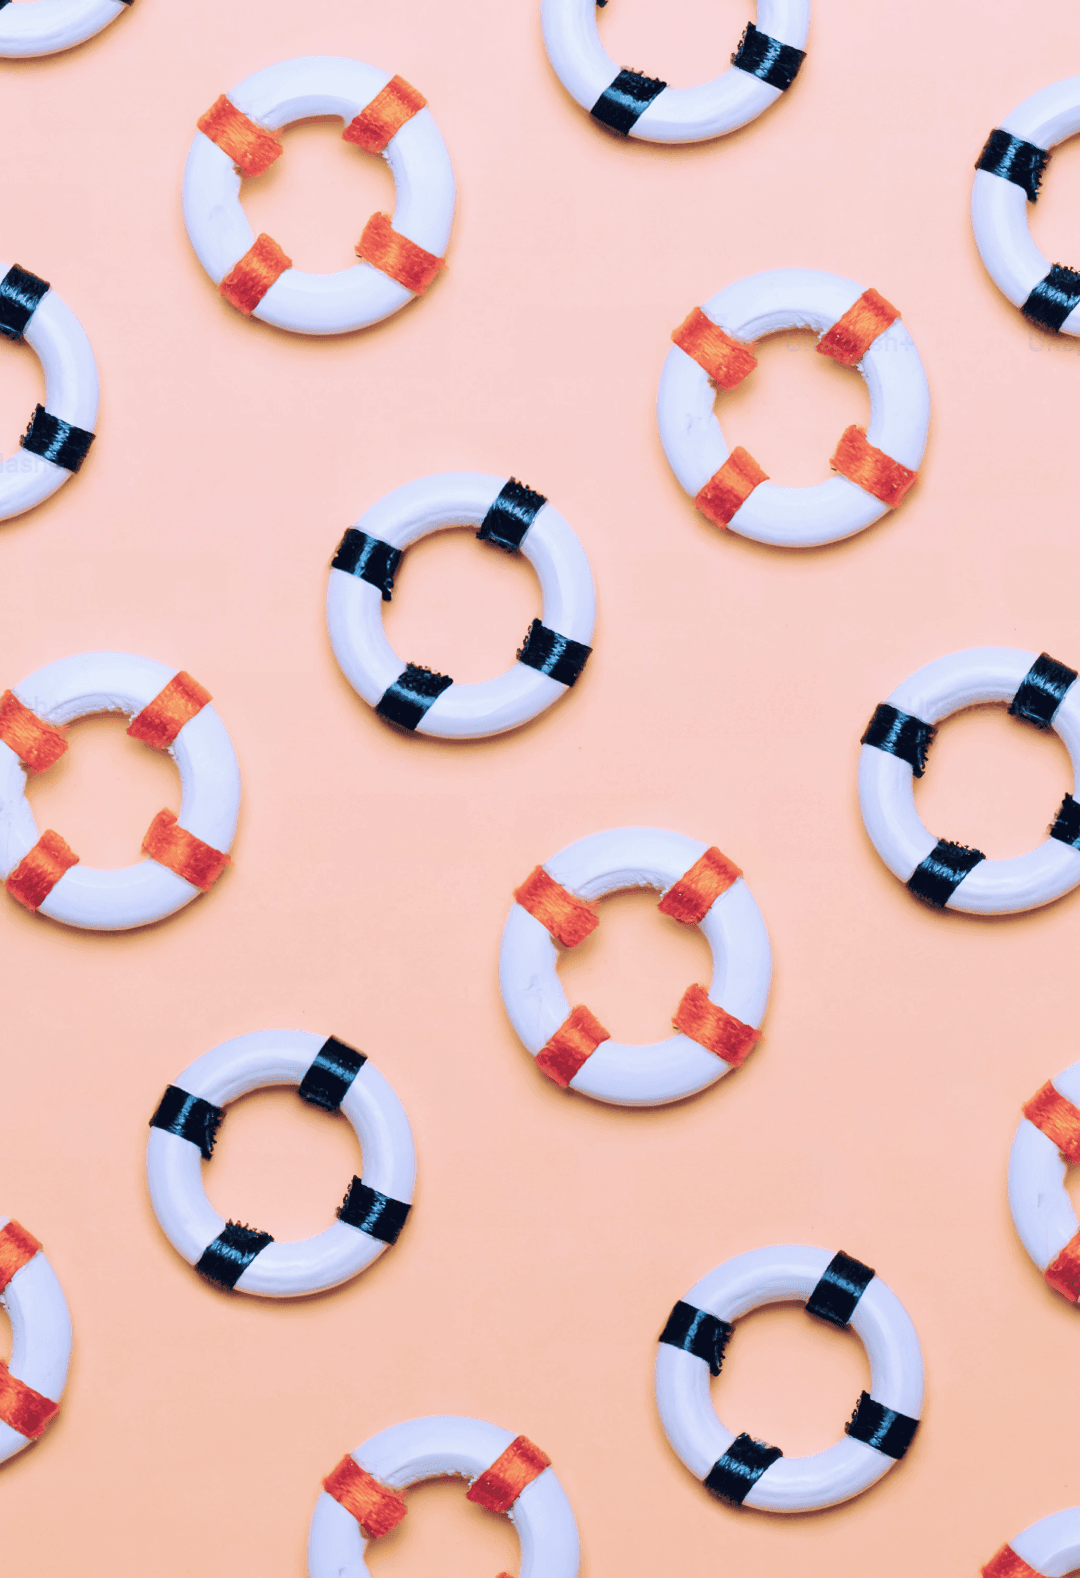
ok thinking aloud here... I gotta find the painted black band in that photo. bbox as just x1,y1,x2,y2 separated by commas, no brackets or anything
298,1035,367,1113
338,1177,411,1244
976,128,1050,203
1022,265,1080,333
332,528,402,602
1051,792,1080,849
805,1251,875,1328
0,265,49,342
195,1221,274,1290
590,69,667,136
21,405,95,473
1009,652,1077,729
659,1300,733,1377
516,619,592,688
477,477,547,553
906,839,985,907
731,21,805,91
861,703,935,777
845,1392,918,1460
149,1085,224,1161
376,664,453,730
704,1434,783,1504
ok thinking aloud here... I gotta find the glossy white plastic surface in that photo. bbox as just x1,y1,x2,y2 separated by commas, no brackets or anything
1008,1058,1080,1276
0,1219,71,1464
0,0,126,58
1006,1508,1080,1577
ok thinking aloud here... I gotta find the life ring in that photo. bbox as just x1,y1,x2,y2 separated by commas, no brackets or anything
983,1509,1080,1578
859,647,1080,915
308,1415,579,1578
1008,1058,1080,1303
0,263,97,524
655,1245,923,1513
183,56,454,336
0,1217,71,1465
327,472,596,740
541,0,809,144
0,652,239,931
972,76,1080,335
658,268,929,547
146,1029,416,1298
499,826,771,1106
0,0,128,58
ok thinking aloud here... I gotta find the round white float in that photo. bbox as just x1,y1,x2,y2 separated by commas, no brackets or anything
1008,1057,1080,1289
0,0,128,58
0,1219,71,1465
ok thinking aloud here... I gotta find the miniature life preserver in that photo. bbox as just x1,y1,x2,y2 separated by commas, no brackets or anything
658,268,929,547
983,1509,1080,1578
541,0,809,144
1008,1058,1080,1302
327,472,596,740
972,76,1080,335
0,0,128,58
0,1217,71,1465
183,56,454,335
499,827,771,1106
0,263,97,524
0,652,239,931
308,1415,579,1578
859,647,1080,915
655,1245,923,1513
147,1029,416,1298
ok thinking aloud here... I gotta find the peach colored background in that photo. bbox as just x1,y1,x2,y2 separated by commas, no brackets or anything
3,0,1080,1572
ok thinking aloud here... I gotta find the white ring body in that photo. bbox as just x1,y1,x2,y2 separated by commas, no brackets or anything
654,1244,923,1513
1008,1058,1080,1275
541,0,810,144
0,0,126,58
146,1029,416,1298
971,77,1080,337
0,267,98,523
327,471,597,740
858,646,1080,915
1004,1509,1080,1578
307,1415,580,1578
0,1219,71,1465
658,268,930,548
0,651,240,931
182,56,456,336
499,826,771,1107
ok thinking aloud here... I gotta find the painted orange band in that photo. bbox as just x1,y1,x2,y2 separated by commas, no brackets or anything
673,983,761,1068
1045,1230,1080,1301
982,1544,1041,1578
831,425,918,507
816,288,900,367
356,212,446,294
659,847,743,925
694,447,769,528
197,95,283,177
0,691,67,773
127,672,212,751
514,866,598,948
344,75,427,152
142,809,229,892
323,1455,408,1539
0,1221,41,1293
536,1005,610,1089
6,830,79,912
0,1362,59,1440
1023,1080,1080,1164
466,1435,551,1514
220,233,293,316
671,307,757,389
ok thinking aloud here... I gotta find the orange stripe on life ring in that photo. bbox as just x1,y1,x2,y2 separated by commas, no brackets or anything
831,425,918,508
219,234,293,316
1044,1230,1080,1301
0,1362,59,1440
513,866,598,948
5,830,79,911
127,672,212,750
658,847,743,925
671,307,757,389
0,690,67,773
356,213,446,294
466,1436,551,1514
673,983,761,1068
344,76,427,152
1023,1080,1080,1164
694,447,769,528
535,1005,610,1088
816,288,900,367
197,95,283,177
142,809,229,892
322,1454,408,1539
982,1545,1041,1578
0,1221,40,1292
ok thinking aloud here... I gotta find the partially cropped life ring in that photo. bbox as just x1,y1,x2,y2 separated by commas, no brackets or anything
859,647,1080,915
658,268,929,547
541,0,809,144
0,1218,71,1464
655,1245,923,1513
147,1029,416,1298
184,56,454,336
308,1416,579,1578
983,1509,1080,1578
0,0,128,57
1009,1058,1080,1303
327,472,596,740
499,827,771,1106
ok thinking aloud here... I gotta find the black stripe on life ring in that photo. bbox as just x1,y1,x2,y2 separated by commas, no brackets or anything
731,22,805,92
1022,264,1080,333
659,1300,734,1377
704,1434,783,1504
338,1177,411,1244
845,1392,919,1460
0,265,50,342
976,128,1049,203
376,664,453,730
332,528,402,602
1009,652,1078,729
196,1221,274,1290
861,703,935,777
590,69,667,135
1051,793,1080,849
298,1035,367,1113
149,1085,224,1161
906,839,986,907
477,478,547,553
21,406,95,473
516,619,592,687
805,1251,875,1328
